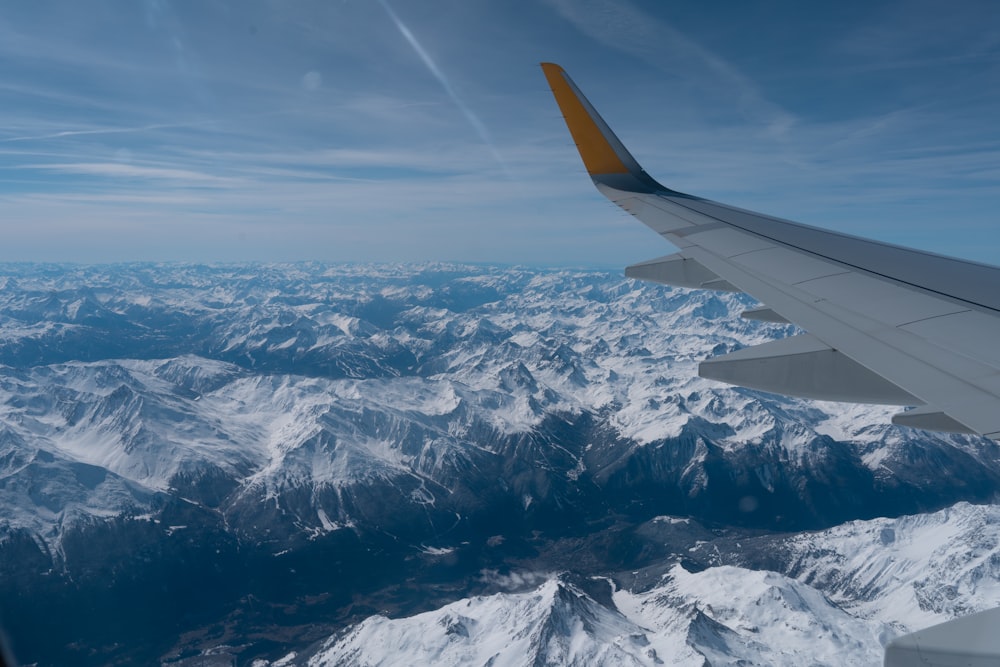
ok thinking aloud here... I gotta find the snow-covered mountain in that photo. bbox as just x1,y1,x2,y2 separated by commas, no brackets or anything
0,263,997,666
286,567,886,667
276,502,1000,667
297,578,667,667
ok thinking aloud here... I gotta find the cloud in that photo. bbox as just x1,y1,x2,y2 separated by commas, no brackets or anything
477,569,557,591
0,0,997,266
1,120,218,144
302,70,322,91
21,162,241,185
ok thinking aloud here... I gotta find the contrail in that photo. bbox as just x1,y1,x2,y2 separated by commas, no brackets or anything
377,0,508,175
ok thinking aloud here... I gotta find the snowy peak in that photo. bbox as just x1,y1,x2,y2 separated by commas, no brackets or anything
297,577,664,667
614,564,885,666
776,501,1000,630
288,564,887,667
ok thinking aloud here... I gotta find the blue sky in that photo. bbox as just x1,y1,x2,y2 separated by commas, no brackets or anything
2,0,999,265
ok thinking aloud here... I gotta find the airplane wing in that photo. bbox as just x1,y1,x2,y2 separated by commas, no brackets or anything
541,62,1000,439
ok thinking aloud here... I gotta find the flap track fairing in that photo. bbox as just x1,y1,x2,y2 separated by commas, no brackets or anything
699,334,921,405
626,254,741,292
740,307,790,324
891,406,975,434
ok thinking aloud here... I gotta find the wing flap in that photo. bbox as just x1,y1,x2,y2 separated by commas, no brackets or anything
699,335,921,405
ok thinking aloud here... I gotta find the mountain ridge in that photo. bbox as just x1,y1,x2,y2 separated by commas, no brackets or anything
0,262,997,665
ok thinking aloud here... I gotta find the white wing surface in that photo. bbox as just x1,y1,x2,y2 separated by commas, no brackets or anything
542,63,1000,438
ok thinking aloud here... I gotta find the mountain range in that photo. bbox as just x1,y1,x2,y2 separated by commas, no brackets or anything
0,263,997,665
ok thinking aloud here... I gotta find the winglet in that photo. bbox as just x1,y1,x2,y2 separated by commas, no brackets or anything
541,62,663,192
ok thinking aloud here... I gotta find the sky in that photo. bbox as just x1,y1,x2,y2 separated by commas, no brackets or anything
2,0,1000,265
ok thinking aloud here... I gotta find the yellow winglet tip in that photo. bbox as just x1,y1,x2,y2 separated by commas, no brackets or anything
541,63,630,176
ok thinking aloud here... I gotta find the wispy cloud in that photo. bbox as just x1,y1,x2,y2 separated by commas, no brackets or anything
0,1,997,265
1,120,218,143
21,162,241,185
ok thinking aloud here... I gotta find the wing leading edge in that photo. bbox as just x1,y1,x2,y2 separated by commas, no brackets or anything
541,62,1000,439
